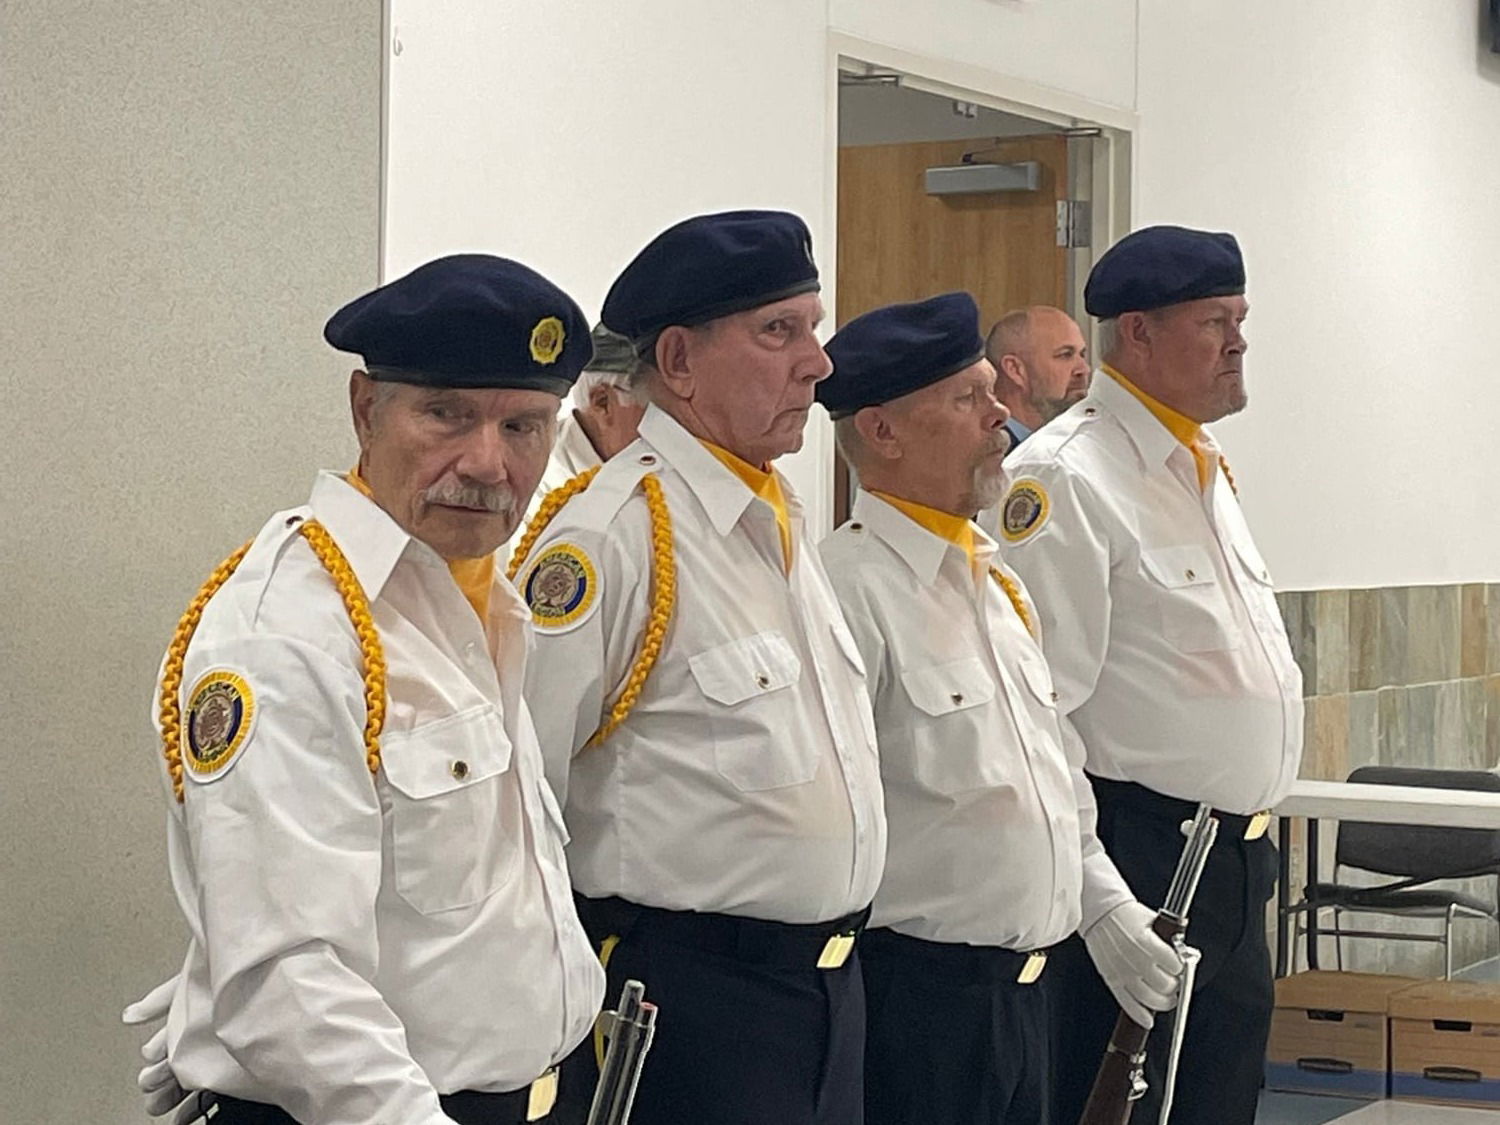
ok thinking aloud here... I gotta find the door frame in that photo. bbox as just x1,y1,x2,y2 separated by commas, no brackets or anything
822,34,1137,525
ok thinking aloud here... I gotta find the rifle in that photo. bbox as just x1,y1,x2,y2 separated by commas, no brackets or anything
1077,804,1219,1125
586,979,659,1125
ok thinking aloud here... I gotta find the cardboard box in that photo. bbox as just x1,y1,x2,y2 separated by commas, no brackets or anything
1265,971,1420,1099
1390,980,1500,1108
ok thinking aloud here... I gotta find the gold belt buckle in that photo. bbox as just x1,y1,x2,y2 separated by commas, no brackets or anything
1017,950,1048,985
1244,810,1272,841
526,1066,559,1121
817,931,857,970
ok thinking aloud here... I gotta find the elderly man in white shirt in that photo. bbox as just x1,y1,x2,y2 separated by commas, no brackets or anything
816,291,1180,1125
123,256,605,1125
1001,226,1302,1125
512,210,885,1125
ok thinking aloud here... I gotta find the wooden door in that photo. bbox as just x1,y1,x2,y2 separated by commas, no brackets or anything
836,134,1069,326
833,134,1069,522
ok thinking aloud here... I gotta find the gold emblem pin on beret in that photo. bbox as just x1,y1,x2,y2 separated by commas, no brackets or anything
530,316,565,365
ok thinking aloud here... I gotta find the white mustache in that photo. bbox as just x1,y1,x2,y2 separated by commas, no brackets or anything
423,480,516,516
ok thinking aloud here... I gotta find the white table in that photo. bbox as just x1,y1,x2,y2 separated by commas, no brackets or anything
1271,780,1500,975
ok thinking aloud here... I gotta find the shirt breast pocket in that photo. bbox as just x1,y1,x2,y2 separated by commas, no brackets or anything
899,657,1001,795
1139,546,1235,653
688,631,813,792
380,705,518,915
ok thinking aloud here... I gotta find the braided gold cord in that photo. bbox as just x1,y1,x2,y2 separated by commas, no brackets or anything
159,540,254,801
298,522,388,780
587,475,674,747
508,466,676,748
158,520,387,802
506,467,603,581
989,567,1036,640
1218,455,1238,497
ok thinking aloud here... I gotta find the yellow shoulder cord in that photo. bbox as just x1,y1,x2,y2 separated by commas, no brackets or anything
988,567,1036,640
507,467,676,748
1218,455,1239,497
159,520,387,802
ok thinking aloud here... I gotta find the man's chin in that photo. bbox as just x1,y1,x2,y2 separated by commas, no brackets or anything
422,508,514,559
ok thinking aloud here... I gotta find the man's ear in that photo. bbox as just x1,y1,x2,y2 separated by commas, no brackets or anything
997,353,1029,392
1120,311,1153,352
653,327,695,401
349,370,377,446
588,382,615,416
853,405,903,461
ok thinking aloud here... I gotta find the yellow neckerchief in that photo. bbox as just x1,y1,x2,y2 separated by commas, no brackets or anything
346,466,494,623
700,440,793,573
869,490,976,567
1101,363,1215,491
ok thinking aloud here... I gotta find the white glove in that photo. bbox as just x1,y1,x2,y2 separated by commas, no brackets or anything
1082,900,1183,1028
123,975,200,1122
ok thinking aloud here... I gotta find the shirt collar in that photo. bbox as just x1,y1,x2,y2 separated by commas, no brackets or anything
1005,416,1033,443
307,470,421,603
306,472,531,628
1089,366,1187,469
852,490,971,585
638,405,803,538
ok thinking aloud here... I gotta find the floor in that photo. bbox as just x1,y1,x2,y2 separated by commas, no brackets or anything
1258,1096,1500,1123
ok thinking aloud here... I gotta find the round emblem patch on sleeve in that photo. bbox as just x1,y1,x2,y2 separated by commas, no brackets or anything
184,669,257,782
529,316,565,365
1000,479,1051,543
522,542,600,631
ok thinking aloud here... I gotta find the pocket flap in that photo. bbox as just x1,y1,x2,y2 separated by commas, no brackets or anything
1016,648,1058,706
1140,546,1216,589
900,657,996,716
381,705,513,800
1233,538,1275,585
688,631,801,706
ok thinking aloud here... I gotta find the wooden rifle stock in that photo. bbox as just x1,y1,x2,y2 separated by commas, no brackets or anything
1076,915,1186,1125
1076,805,1218,1125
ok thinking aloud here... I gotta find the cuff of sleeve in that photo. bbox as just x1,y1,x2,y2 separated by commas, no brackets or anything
1079,852,1135,934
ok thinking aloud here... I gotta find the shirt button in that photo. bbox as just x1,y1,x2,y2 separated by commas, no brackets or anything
1185,568,1196,580
951,692,964,704
451,760,469,780
1050,691,1059,703
639,453,657,466
756,673,770,688
849,522,863,531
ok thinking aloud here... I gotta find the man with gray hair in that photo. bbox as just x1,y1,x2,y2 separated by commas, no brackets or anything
984,305,1091,451
523,323,648,528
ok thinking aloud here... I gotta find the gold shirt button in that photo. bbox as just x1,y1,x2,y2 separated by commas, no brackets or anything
451,760,469,780
951,692,964,704
756,673,770,689
1185,568,1196,580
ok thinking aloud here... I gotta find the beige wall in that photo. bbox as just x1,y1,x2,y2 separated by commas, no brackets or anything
0,1,381,1117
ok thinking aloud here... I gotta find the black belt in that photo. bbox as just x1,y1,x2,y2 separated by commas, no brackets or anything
575,894,871,970
1088,776,1272,841
205,1081,553,1125
860,926,1052,984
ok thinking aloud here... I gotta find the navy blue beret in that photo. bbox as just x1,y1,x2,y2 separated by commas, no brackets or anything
324,254,591,394
816,292,985,419
1084,225,1245,318
601,210,821,351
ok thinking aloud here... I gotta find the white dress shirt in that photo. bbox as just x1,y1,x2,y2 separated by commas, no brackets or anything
522,410,603,533
1001,372,1304,818
821,492,1131,946
516,406,886,924
158,472,603,1125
